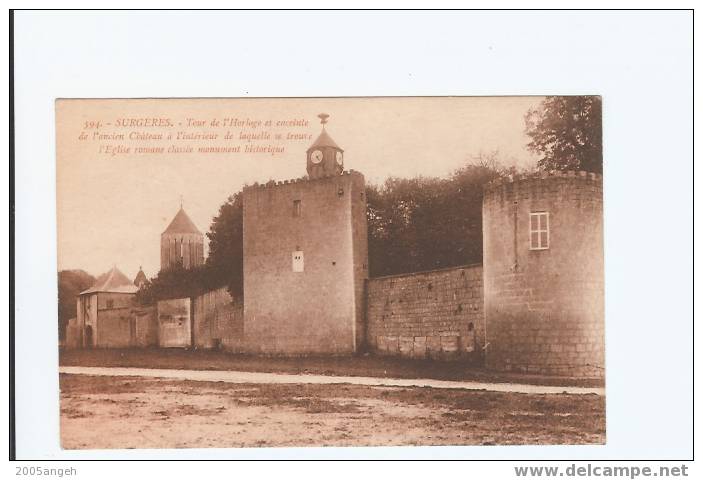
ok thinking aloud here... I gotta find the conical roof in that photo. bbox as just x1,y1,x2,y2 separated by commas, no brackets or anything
307,128,342,152
80,266,138,294
133,267,148,287
163,207,202,235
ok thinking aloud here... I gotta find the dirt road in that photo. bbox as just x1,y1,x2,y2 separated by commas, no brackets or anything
59,366,605,395
60,374,605,449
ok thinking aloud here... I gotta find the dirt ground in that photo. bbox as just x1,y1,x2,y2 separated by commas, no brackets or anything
60,374,605,449
59,348,605,387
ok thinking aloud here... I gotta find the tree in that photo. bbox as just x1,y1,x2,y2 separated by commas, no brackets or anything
206,191,244,298
135,263,230,304
136,191,245,304
366,153,510,277
525,96,602,174
57,270,95,341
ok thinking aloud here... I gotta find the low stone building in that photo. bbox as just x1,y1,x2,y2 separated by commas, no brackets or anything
71,266,157,348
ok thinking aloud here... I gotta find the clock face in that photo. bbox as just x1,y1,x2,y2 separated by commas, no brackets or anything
311,150,324,164
335,151,343,164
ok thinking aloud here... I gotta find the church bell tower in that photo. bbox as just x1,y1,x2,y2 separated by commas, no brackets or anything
160,202,204,272
306,113,344,179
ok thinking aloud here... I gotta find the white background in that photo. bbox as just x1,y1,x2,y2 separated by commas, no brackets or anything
10,9,694,462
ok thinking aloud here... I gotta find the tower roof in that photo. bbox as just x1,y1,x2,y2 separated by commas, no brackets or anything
307,128,342,152
133,267,148,287
163,207,202,235
80,266,138,295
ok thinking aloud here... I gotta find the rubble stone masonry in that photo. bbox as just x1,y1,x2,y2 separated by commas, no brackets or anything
193,287,244,351
366,264,485,361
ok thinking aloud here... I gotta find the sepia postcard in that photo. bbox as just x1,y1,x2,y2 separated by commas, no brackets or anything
56,96,605,450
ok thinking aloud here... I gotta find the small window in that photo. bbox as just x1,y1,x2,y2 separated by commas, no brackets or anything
106,299,114,309
292,250,304,272
293,200,301,217
529,212,549,250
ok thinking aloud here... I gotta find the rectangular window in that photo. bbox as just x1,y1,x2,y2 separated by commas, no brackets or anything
293,200,301,217
292,251,304,272
529,212,549,250
106,299,114,309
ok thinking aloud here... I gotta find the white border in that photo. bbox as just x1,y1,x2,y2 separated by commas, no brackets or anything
10,9,694,461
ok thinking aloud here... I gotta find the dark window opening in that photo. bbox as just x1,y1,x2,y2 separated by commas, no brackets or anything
293,200,302,217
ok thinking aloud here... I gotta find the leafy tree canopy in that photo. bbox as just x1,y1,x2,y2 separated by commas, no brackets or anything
206,191,244,298
135,263,232,305
525,96,602,174
367,153,514,277
58,269,95,340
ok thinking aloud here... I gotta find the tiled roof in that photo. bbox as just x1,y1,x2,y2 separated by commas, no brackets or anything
80,266,138,295
163,207,202,235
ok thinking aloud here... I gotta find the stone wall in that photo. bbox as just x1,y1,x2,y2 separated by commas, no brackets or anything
64,317,80,348
193,287,244,350
95,307,133,348
366,264,485,360
157,297,192,348
93,292,139,348
132,305,158,347
482,171,604,377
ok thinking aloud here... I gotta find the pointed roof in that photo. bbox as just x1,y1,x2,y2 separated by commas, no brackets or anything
80,266,139,295
163,207,202,235
133,267,148,287
307,128,342,152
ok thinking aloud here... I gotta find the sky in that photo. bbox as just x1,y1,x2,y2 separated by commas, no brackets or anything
56,96,543,279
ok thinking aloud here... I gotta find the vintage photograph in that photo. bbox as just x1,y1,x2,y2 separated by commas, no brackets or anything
56,96,605,449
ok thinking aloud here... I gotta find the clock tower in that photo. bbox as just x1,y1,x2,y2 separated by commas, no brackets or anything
242,112,368,355
306,113,344,179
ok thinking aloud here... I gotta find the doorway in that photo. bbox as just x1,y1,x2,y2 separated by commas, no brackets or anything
84,325,93,348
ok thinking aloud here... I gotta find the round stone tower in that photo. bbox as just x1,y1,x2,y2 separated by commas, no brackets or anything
482,171,604,377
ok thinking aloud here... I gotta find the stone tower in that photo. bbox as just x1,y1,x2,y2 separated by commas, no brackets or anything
482,171,604,377
160,205,204,271
242,114,368,354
